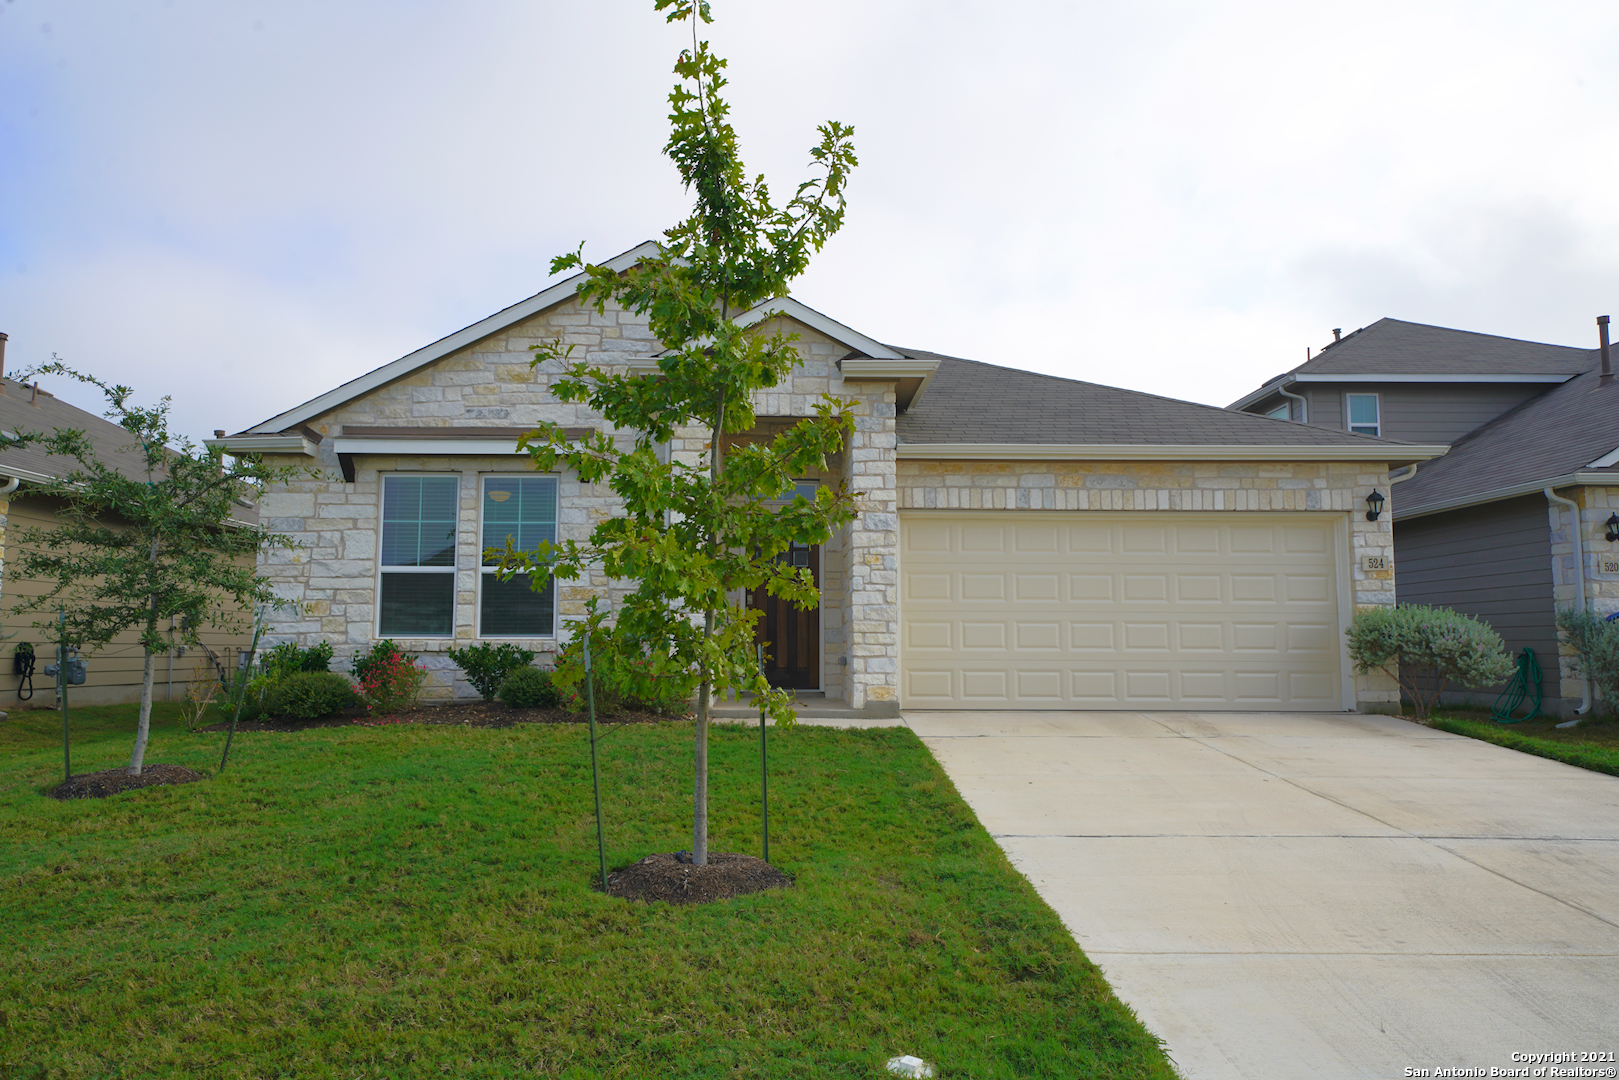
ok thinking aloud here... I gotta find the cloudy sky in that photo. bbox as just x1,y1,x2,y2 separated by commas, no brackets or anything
5,0,1619,441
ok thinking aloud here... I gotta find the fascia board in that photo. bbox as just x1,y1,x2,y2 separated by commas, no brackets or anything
895,442,1449,463
206,435,317,456
245,240,663,434
1392,470,1619,521
331,437,532,456
1289,372,1573,384
838,358,940,379
1226,383,1289,411
1588,444,1619,468
734,297,905,360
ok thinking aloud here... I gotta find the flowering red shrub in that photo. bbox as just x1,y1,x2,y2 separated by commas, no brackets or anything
350,640,427,715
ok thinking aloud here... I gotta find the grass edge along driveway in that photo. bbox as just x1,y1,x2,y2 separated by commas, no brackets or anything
0,704,1179,1079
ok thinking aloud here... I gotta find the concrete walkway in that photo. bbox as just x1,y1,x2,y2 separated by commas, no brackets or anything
905,711,1619,1080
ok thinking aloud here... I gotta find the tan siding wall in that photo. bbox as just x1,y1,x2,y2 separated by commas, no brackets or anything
1,493,254,708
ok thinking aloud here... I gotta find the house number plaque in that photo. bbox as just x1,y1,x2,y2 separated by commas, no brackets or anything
1360,555,1391,571
1599,556,1619,575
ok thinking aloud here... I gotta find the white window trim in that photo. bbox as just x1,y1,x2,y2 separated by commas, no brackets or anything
1265,403,1291,420
476,472,560,640
375,472,460,639
1345,392,1381,437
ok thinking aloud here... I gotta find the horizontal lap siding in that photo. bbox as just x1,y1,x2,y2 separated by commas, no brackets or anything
1394,495,1558,702
2,495,254,707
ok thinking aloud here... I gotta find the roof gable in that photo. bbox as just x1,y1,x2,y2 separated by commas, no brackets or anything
1228,318,1594,410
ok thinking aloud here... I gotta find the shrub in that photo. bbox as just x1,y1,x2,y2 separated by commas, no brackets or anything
351,640,427,714
265,670,357,719
262,639,334,678
1555,607,1619,708
448,642,537,702
498,665,561,709
1346,604,1515,718
551,633,694,716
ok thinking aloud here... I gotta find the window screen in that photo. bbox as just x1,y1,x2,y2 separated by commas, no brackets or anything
1347,394,1380,436
379,475,459,636
480,476,558,637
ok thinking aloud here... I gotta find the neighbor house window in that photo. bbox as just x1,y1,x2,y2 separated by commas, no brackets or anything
379,475,459,636
1266,404,1290,420
480,475,557,637
1346,393,1380,436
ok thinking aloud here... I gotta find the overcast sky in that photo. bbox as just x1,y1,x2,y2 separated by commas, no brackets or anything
6,0,1619,441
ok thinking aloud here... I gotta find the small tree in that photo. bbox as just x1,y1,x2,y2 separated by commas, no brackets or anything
1346,604,1515,718
9,363,298,775
492,0,860,865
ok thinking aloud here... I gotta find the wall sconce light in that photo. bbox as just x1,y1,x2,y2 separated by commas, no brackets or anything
1606,513,1619,542
1365,489,1385,521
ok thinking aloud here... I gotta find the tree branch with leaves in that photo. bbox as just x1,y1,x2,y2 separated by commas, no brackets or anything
492,0,859,866
9,361,301,775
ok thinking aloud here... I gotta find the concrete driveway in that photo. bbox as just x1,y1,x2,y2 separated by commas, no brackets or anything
905,711,1619,1080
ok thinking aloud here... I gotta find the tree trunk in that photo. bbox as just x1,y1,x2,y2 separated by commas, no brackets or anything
693,629,711,866
691,387,726,867
130,645,156,776
130,563,161,777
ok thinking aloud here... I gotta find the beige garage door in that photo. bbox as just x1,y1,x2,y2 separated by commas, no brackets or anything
900,512,1346,710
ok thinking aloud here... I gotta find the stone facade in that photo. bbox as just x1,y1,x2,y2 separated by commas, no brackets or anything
252,290,1404,712
1547,486,1619,707
258,298,890,705
896,459,1401,710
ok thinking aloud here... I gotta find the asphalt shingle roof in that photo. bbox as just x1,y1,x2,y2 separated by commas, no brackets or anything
1256,318,1593,385
1397,365,1619,515
893,350,1422,449
0,377,158,485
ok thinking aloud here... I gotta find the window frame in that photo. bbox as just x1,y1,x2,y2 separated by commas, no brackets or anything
476,472,560,640
1265,403,1291,421
375,472,461,639
1345,392,1381,437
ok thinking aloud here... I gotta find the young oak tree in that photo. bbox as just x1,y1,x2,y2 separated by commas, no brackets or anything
492,0,860,866
10,363,297,776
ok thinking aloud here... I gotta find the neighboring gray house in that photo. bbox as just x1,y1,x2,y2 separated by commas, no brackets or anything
213,243,1441,714
1230,317,1619,716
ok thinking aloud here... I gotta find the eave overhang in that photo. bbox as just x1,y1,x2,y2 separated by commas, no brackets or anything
1393,470,1619,522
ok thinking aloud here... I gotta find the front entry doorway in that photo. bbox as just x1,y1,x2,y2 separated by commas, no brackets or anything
750,542,821,690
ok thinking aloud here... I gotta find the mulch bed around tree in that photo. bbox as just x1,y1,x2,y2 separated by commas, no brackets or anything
49,763,205,800
607,851,792,905
202,700,683,733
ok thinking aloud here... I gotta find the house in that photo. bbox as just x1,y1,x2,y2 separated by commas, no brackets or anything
1229,317,1619,716
0,336,253,707
213,243,1442,715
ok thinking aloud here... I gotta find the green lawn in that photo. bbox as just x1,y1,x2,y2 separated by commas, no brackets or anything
1428,707,1619,778
0,704,1177,1079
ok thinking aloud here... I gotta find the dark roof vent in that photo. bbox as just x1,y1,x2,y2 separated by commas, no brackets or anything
1332,328,1342,342
1600,315,1613,388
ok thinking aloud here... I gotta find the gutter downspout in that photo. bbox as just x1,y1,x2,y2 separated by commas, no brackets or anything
1545,487,1591,716
1276,380,1308,423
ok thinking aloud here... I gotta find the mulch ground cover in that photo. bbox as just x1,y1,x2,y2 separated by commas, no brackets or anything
48,763,204,800
608,851,792,904
202,699,681,733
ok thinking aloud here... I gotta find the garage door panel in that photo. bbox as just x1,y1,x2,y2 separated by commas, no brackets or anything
960,669,1009,700
1016,622,1062,650
1069,574,1114,600
908,621,953,650
1123,622,1170,651
908,572,953,601
1175,573,1223,602
1178,622,1225,651
901,512,1345,711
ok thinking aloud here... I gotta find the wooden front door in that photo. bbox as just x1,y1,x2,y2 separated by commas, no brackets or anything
750,542,821,690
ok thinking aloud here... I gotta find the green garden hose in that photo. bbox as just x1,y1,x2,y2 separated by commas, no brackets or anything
1491,648,1542,723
